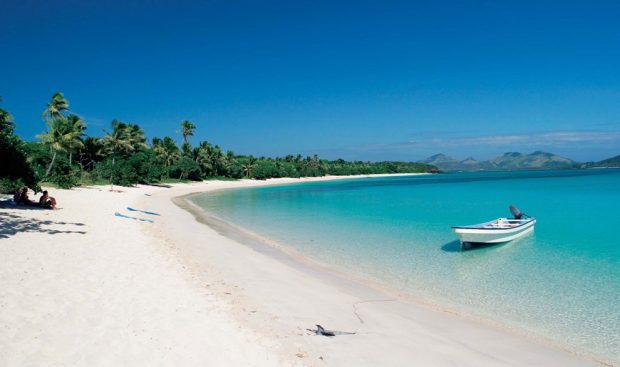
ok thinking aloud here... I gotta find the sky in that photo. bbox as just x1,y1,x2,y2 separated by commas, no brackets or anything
1,0,619,162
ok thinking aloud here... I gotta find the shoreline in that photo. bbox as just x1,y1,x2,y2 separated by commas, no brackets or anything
175,192,593,360
144,176,605,366
0,174,609,366
172,177,613,366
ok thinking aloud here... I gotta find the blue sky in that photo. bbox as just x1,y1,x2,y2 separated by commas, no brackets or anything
1,0,619,162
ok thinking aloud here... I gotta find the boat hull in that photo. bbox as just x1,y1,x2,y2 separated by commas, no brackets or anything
452,218,536,246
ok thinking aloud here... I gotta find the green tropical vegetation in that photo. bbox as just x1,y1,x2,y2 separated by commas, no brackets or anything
0,97,38,193
0,92,437,193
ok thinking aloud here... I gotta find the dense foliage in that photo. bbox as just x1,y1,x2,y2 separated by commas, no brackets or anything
0,93,436,192
0,98,39,193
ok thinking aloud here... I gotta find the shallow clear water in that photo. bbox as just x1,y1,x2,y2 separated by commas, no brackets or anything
191,170,620,362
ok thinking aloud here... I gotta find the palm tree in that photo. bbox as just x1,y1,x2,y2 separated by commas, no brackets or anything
65,114,86,166
102,120,140,189
180,120,196,145
0,108,14,134
79,137,104,171
126,123,147,152
273,159,282,177
193,141,225,177
223,150,236,176
242,156,257,178
0,96,15,134
153,137,180,168
39,92,71,175
37,118,78,175
41,92,69,124
101,120,133,165
194,141,214,175
210,145,225,176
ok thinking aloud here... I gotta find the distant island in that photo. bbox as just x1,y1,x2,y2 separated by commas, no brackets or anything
421,151,620,172
580,154,620,169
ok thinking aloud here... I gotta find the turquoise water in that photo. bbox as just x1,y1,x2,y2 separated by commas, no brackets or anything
191,170,620,362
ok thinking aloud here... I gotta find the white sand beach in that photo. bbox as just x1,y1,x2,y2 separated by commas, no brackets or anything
0,176,605,366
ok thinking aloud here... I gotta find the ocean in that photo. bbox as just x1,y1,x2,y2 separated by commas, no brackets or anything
190,169,620,362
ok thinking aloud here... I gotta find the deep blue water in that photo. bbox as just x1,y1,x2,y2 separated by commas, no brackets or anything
191,169,620,362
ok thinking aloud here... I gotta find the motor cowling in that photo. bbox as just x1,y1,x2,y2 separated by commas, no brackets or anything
509,205,523,219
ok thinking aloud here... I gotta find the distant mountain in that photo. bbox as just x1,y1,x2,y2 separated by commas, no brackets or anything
597,155,620,167
580,154,620,168
420,153,451,165
460,157,479,166
420,151,578,172
489,151,576,170
420,154,468,171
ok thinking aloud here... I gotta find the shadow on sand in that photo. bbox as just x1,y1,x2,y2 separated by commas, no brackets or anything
0,212,86,239
0,199,55,212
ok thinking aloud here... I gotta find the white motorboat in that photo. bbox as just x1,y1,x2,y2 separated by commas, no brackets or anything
452,205,536,248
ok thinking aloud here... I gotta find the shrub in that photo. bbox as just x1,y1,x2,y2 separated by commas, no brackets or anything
47,173,81,189
0,131,39,193
127,151,165,184
0,178,25,195
168,157,201,181
92,158,136,187
92,152,165,186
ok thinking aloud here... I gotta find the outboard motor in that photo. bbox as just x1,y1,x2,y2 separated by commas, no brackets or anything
509,205,523,219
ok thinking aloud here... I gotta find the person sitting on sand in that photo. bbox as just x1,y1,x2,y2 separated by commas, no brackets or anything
18,187,36,205
39,190,57,210
13,187,23,204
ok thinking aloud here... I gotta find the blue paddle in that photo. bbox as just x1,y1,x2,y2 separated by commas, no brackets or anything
127,207,161,216
114,212,155,223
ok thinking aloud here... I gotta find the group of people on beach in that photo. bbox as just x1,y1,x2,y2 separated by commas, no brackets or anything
13,187,57,210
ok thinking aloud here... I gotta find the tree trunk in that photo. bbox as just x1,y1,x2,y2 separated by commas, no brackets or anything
78,151,84,176
110,153,115,191
45,150,57,176
69,152,72,166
